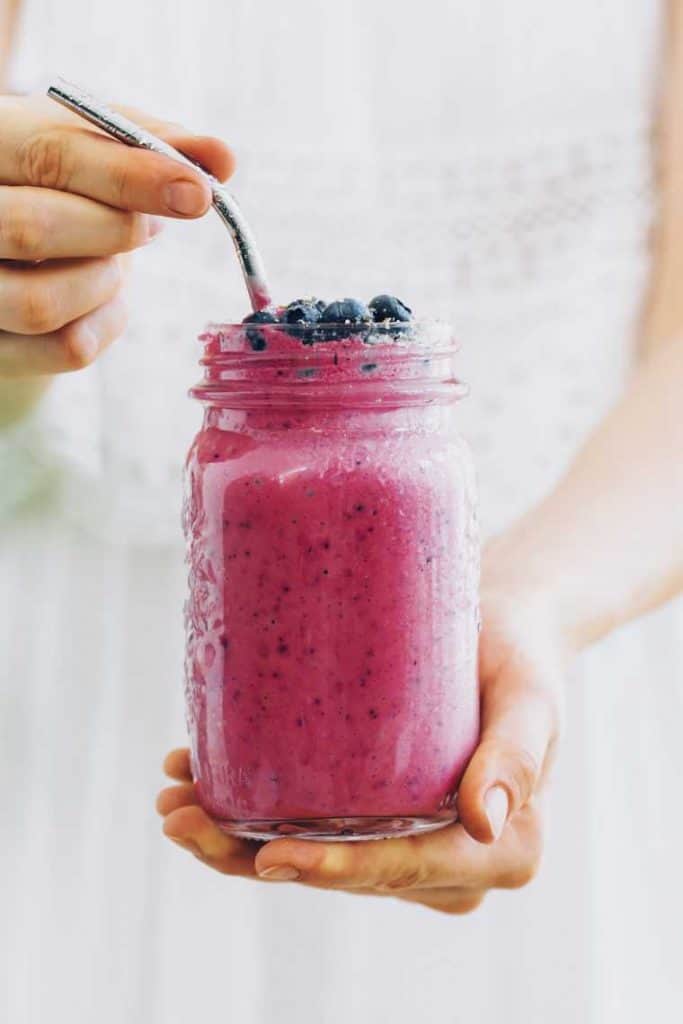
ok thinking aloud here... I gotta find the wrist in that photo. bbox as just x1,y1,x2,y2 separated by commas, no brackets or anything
481,528,588,662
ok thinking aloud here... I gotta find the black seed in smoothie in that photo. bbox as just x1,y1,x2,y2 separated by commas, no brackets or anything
296,717,304,728
361,362,378,373
368,708,379,719
277,642,289,655
297,367,317,379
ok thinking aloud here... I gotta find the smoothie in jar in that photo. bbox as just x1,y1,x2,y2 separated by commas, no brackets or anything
183,301,480,840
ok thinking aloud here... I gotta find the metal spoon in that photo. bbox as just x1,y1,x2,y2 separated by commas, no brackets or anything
47,77,272,312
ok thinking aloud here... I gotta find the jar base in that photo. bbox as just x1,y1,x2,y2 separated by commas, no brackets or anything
215,813,457,842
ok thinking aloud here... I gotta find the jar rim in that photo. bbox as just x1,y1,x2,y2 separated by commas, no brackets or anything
191,318,468,409
200,317,457,352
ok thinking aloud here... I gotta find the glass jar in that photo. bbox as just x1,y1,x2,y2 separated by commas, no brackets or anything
183,318,480,841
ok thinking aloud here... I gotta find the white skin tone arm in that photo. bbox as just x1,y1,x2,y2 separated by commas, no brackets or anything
486,0,683,650
0,0,20,91
0,0,42,426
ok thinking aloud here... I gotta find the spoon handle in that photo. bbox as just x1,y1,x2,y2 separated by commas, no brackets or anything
47,77,272,312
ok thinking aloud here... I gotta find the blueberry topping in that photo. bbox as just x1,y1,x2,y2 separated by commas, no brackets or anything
322,299,373,324
242,309,279,351
368,294,412,323
241,295,413,347
280,299,326,342
318,299,372,340
243,309,279,325
284,299,324,326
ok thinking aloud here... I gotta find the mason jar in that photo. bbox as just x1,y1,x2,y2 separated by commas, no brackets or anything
183,318,480,841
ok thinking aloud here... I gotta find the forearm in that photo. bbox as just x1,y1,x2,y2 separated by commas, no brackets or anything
0,1,21,92
485,336,683,651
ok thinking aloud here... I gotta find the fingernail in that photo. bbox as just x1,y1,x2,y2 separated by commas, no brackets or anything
146,216,164,241
484,785,509,840
163,180,208,216
258,865,301,881
74,325,100,363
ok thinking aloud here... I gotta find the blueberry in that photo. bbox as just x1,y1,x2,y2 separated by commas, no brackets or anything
322,299,372,324
368,294,412,323
282,299,325,342
319,298,372,340
284,299,324,326
242,309,279,351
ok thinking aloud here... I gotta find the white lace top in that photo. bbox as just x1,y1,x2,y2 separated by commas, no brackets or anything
3,0,662,543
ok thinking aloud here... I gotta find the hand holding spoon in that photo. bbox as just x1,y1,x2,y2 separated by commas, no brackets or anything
47,77,272,312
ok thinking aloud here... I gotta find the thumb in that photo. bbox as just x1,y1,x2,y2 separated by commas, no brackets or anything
457,669,560,844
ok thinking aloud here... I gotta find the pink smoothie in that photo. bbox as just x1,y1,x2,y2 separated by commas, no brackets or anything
184,321,479,836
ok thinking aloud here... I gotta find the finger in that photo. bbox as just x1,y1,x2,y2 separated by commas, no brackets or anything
163,748,193,782
457,668,559,844
119,106,236,182
1,100,212,217
0,186,163,260
255,823,491,891
255,806,543,892
0,289,127,377
162,805,257,879
156,783,199,817
0,257,121,335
